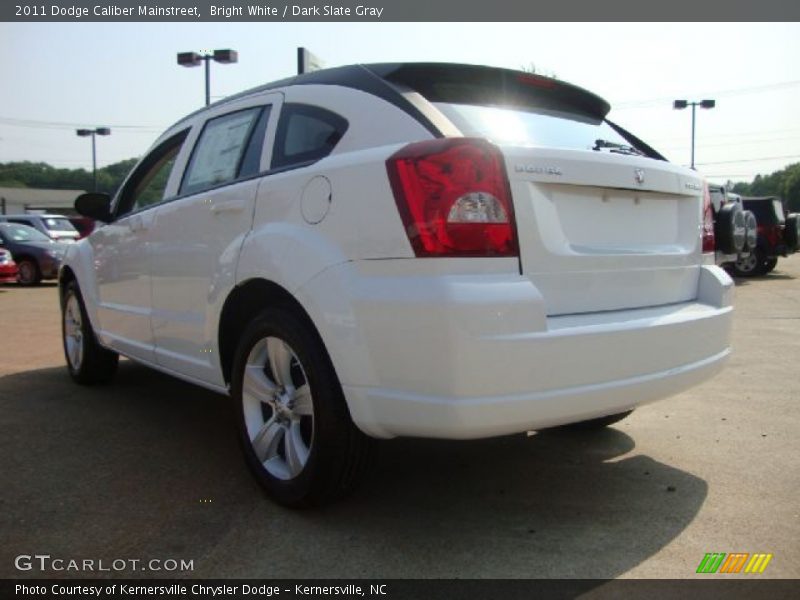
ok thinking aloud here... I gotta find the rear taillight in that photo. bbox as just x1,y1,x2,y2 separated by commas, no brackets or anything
702,182,715,253
765,225,782,247
386,138,519,257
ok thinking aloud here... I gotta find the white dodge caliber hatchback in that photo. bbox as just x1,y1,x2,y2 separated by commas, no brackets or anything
60,63,733,506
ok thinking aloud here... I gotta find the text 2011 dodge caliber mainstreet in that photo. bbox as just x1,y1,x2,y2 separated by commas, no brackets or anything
60,63,733,507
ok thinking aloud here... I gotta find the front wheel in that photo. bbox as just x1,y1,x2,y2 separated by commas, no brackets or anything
61,281,119,384
231,308,372,508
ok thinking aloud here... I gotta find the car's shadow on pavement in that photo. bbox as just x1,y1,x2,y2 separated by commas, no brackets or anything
1,362,707,581
733,270,796,286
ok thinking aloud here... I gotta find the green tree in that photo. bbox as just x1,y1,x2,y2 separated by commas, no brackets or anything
731,162,800,211
0,158,138,195
782,164,800,211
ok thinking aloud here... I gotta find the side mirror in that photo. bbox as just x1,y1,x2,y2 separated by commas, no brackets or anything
75,192,113,223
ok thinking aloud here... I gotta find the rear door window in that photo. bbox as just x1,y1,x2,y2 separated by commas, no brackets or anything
180,107,264,195
271,104,348,169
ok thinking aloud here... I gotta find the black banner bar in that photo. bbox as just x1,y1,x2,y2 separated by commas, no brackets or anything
3,579,800,600
3,0,800,22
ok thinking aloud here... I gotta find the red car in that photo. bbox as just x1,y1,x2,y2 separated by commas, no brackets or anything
0,248,18,283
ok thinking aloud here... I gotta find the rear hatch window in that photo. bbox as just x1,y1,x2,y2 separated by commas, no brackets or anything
435,103,636,152
370,62,662,159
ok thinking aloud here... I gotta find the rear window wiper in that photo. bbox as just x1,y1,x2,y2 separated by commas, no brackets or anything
592,139,645,156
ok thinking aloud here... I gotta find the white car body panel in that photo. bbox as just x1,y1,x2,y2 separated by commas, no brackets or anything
91,210,157,361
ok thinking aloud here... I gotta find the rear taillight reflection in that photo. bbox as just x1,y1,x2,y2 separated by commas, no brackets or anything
386,138,519,257
702,183,715,253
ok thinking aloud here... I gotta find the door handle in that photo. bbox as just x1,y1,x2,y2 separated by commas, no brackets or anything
129,216,144,232
211,200,245,215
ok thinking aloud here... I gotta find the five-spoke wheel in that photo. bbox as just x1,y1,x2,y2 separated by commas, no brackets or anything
232,308,371,507
60,280,119,384
242,337,315,481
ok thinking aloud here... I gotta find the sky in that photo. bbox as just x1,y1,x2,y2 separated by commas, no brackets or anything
0,22,798,186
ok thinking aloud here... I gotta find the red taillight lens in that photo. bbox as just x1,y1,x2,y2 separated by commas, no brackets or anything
386,138,519,257
702,182,715,253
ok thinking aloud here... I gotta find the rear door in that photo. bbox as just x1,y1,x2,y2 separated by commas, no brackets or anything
148,92,282,386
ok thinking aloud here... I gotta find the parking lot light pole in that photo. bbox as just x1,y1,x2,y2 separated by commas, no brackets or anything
76,127,111,191
673,99,715,169
177,49,239,106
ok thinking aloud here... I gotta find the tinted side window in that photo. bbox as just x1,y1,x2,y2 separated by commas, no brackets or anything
117,130,188,217
272,104,348,169
743,201,778,225
181,107,261,195
238,106,272,178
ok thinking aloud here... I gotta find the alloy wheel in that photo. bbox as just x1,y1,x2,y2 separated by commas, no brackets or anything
241,336,314,480
63,293,84,371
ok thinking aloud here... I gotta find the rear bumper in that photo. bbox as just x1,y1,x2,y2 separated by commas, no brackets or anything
300,262,733,439
344,348,729,439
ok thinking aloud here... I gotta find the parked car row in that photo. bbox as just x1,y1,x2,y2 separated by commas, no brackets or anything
705,185,799,276
0,213,80,243
0,213,97,285
732,196,800,276
0,222,69,285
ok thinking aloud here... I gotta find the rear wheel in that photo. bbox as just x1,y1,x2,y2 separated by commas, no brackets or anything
562,410,634,430
61,281,119,384
733,247,766,277
232,308,372,508
762,257,778,273
17,258,41,286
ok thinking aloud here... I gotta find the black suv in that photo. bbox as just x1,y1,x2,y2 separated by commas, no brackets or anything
733,197,799,276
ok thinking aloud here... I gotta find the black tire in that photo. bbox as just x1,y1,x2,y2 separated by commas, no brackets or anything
732,246,767,277
562,410,634,430
61,280,119,384
715,203,745,255
785,214,800,253
231,307,372,508
17,258,41,286
743,210,758,252
762,257,778,274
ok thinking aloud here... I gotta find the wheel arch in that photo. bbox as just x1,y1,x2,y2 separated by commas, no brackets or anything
58,265,77,305
13,253,38,268
218,278,328,387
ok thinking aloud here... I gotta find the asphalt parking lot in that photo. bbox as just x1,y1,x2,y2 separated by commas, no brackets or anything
1,260,798,580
